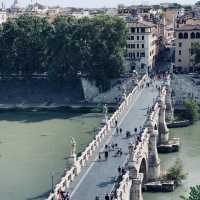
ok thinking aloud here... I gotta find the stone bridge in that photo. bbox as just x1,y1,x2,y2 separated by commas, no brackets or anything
46,74,173,200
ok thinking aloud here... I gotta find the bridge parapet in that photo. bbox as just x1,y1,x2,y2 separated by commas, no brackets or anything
114,172,132,200
47,75,148,200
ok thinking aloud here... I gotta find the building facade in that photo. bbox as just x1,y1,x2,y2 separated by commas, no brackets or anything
175,24,200,72
125,20,159,73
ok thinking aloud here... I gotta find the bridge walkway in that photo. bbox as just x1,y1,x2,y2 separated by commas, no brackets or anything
68,83,159,200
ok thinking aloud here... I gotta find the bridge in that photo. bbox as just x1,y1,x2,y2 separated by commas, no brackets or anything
47,74,174,200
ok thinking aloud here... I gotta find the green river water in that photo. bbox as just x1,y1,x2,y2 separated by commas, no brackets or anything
0,111,102,200
144,122,200,200
0,111,199,200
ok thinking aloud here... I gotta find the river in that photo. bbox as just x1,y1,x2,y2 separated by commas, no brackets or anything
144,121,200,200
0,111,199,200
0,111,102,200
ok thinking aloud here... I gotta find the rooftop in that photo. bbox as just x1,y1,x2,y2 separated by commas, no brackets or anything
176,24,200,31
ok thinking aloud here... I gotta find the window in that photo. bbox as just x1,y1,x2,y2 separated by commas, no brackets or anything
131,28,135,33
191,32,195,39
191,49,194,55
179,42,182,47
179,50,181,55
142,36,144,40
137,36,139,40
196,32,200,38
137,44,139,48
178,59,182,62
131,44,135,48
131,36,134,40
142,44,144,48
141,52,145,57
184,32,188,39
137,52,140,57
127,44,131,48
137,28,139,33
178,32,183,39
141,28,145,33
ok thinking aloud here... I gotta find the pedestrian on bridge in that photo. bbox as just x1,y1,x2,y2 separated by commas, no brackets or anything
115,120,118,127
119,127,122,135
118,166,122,175
105,193,110,200
116,127,119,135
134,127,137,134
95,196,100,200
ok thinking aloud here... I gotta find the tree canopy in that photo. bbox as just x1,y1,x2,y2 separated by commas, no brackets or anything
180,185,200,200
0,15,127,90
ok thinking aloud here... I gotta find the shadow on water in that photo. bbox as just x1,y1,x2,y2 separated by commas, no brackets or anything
0,111,101,123
26,190,51,200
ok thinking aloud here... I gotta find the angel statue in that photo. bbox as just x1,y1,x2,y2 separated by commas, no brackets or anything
70,137,76,156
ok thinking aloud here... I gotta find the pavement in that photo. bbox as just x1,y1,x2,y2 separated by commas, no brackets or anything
67,82,159,200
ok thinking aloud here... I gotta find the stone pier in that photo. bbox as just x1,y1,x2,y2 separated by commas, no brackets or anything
158,90,169,144
147,113,160,181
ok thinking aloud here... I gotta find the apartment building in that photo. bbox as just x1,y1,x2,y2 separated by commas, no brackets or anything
175,24,200,72
126,19,159,73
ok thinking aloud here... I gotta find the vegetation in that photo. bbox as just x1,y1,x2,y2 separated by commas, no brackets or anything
0,15,127,90
184,100,199,123
180,185,200,200
164,159,187,186
191,43,200,73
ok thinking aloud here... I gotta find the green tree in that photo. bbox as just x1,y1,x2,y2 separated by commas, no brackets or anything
180,185,200,200
191,43,200,73
165,159,187,186
0,20,18,77
184,100,199,123
14,15,51,77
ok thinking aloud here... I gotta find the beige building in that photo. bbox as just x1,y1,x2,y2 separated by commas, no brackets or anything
126,20,159,73
175,24,200,72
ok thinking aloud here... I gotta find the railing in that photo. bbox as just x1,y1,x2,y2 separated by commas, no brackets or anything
114,172,131,200
46,75,148,200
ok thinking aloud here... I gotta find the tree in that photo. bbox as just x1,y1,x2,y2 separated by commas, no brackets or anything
14,15,51,77
180,185,200,200
184,100,199,123
191,43,200,73
165,159,187,186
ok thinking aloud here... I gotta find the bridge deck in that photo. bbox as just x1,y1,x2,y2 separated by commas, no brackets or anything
69,83,159,200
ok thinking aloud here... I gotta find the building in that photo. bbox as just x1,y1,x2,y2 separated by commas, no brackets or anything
125,18,159,73
0,11,7,24
175,24,200,72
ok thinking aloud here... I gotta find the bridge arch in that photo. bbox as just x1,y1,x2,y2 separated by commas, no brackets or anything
138,157,148,184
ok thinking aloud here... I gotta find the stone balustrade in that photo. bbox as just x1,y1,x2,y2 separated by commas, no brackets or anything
46,75,148,200
114,172,131,200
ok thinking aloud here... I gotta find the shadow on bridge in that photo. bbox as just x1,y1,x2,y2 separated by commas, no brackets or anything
96,176,116,188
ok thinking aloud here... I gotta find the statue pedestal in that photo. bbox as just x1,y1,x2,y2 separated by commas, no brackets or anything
68,154,76,166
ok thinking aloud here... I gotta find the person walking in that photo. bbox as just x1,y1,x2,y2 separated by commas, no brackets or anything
65,192,70,200
134,127,137,134
119,128,122,135
118,166,121,175
116,127,119,135
115,120,118,127
105,193,110,200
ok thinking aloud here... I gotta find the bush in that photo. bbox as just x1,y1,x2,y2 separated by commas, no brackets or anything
184,100,199,123
180,185,200,200
165,159,187,186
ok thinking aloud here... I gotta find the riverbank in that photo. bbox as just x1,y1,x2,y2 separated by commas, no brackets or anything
144,121,200,200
